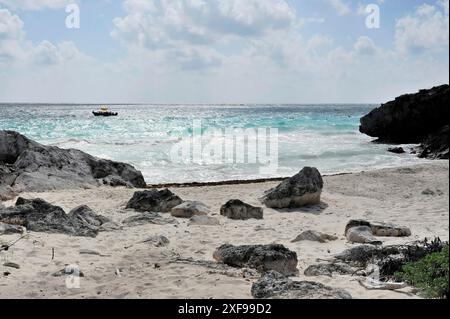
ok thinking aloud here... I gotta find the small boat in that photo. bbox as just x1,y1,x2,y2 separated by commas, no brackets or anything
93,106,118,117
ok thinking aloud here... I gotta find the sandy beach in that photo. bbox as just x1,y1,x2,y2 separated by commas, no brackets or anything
1,161,448,299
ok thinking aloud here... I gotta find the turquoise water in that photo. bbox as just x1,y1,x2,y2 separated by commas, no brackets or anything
0,104,428,183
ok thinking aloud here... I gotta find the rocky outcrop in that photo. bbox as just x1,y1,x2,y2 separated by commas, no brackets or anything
251,271,352,299
291,230,338,243
359,85,449,159
345,220,411,244
0,198,112,237
171,201,210,218
261,167,323,209
213,244,298,276
220,200,263,220
0,130,146,200
126,189,183,213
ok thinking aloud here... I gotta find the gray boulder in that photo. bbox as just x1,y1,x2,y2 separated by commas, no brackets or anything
262,167,323,209
213,244,298,276
304,262,354,277
346,226,382,245
220,200,263,220
126,189,183,213
345,220,411,244
291,230,338,243
122,212,177,227
171,201,210,218
0,131,146,199
0,198,111,237
189,216,220,226
251,271,352,299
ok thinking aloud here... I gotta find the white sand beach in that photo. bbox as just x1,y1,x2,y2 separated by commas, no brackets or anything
0,162,448,299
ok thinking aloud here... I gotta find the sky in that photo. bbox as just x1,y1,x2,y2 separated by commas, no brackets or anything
0,0,449,104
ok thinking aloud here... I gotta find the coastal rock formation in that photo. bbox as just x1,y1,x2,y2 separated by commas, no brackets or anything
360,85,449,159
0,198,111,237
220,200,263,220
345,220,411,245
188,216,220,226
126,189,183,213
251,271,352,299
0,130,146,199
291,230,338,243
262,167,323,209
171,201,210,218
213,244,298,275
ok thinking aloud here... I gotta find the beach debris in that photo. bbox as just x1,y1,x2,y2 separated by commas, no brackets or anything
122,212,178,227
126,189,183,213
357,278,408,291
3,262,20,269
387,147,406,154
188,216,220,226
261,167,323,209
79,249,101,256
304,262,355,277
171,201,210,218
345,220,411,244
213,244,298,276
220,200,263,220
0,130,146,201
0,198,112,237
291,230,338,243
0,222,25,235
251,271,352,299
52,265,85,278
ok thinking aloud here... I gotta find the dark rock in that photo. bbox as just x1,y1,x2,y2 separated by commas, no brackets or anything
171,201,210,218
220,200,263,220
419,125,449,159
0,131,146,199
213,244,298,276
122,212,177,227
304,262,354,277
291,230,338,243
126,189,183,213
251,271,352,299
388,147,406,154
360,85,449,143
262,167,323,209
0,198,111,237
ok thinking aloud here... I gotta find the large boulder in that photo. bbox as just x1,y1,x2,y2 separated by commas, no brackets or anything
251,271,352,299
261,167,323,209
126,189,183,213
0,198,111,237
213,244,298,276
0,131,146,199
360,85,449,143
220,200,263,220
171,201,210,218
345,220,411,245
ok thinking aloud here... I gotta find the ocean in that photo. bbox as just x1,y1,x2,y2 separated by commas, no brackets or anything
0,103,429,184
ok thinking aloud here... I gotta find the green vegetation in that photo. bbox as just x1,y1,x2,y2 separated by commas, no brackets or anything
396,244,449,299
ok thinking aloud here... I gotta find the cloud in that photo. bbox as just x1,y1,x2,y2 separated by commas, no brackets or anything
354,36,377,55
328,0,351,16
395,0,449,54
0,8,26,62
0,0,74,10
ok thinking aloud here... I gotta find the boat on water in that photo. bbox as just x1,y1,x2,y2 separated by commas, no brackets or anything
93,106,118,117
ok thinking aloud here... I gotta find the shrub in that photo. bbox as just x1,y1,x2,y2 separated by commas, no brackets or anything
396,245,449,299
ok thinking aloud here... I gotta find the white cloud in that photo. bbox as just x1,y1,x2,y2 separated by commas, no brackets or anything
328,0,351,16
395,0,449,54
0,0,74,10
354,36,377,55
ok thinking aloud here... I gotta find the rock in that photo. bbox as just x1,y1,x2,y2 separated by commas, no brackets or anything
360,85,449,143
3,262,20,269
98,221,122,232
126,189,183,213
370,221,412,237
346,226,382,245
171,201,210,218
143,235,170,247
387,147,406,154
0,198,111,237
213,244,298,276
220,200,263,220
304,262,354,277
419,125,449,159
422,188,436,196
291,230,338,243
334,245,380,266
0,130,146,200
53,265,84,277
122,212,177,227
0,222,25,235
262,167,323,208
188,216,220,226
251,271,352,299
